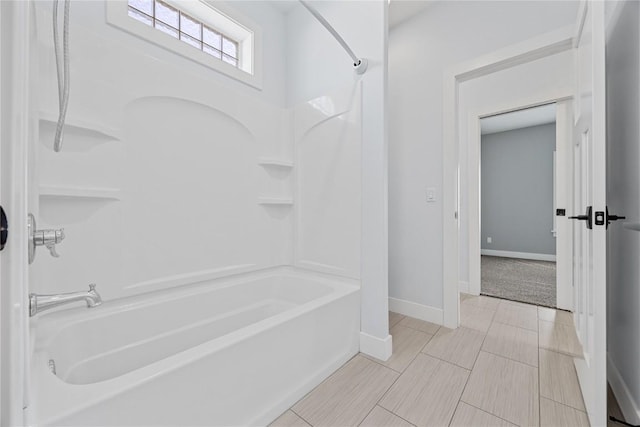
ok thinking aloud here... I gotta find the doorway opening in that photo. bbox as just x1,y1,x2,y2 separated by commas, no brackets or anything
479,103,559,308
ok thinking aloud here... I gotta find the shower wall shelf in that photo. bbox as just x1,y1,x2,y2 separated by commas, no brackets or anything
257,158,294,168
39,111,122,141
39,185,122,201
257,197,294,206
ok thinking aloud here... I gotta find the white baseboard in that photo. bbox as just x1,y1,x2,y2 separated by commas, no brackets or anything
360,332,392,361
388,297,443,325
459,281,470,293
608,354,640,425
481,249,556,262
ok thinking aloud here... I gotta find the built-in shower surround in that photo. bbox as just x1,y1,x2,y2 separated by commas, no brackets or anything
31,1,364,301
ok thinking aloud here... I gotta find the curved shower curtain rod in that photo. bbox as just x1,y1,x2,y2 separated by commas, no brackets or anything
298,0,368,75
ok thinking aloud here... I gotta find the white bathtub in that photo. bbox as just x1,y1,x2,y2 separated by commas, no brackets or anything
27,268,360,426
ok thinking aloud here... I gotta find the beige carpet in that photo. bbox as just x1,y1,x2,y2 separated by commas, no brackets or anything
481,255,556,307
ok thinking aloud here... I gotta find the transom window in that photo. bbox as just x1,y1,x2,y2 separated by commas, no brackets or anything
127,0,239,67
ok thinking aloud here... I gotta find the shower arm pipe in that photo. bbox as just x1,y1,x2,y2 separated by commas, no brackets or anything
298,0,368,75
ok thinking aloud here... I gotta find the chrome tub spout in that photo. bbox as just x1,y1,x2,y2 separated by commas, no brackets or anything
29,284,102,317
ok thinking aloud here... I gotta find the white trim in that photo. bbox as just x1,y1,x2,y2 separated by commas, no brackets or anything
388,297,443,325
105,0,263,89
1,1,31,423
608,354,640,425
443,25,575,328
480,250,556,262
459,281,470,294
359,332,392,361
555,100,573,311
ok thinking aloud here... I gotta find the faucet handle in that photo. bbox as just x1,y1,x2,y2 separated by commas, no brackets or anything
46,242,60,257
89,284,96,292
38,228,65,258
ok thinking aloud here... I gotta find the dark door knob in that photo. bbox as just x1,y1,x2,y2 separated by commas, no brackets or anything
607,207,626,228
569,206,593,230
0,206,7,251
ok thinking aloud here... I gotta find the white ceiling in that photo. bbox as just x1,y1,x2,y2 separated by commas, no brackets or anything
481,103,557,135
267,0,434,28
268,1,298,15
389,1,434,29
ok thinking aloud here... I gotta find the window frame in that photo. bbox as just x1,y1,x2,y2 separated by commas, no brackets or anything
106,0,263,89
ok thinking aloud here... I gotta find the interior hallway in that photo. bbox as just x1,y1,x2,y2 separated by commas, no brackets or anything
271,295,587,427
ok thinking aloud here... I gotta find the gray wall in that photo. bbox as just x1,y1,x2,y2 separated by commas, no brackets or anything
481,123,556,255
606,1,640,422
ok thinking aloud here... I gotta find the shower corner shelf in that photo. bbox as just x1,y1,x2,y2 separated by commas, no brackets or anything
257,158,294,168
258,197,294,206
39,111,121,141
39,185,122,201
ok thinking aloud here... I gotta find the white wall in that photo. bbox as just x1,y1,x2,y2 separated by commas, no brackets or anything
30,1,291,301
287,1,391,355
389,1,578,310
606,1,640,423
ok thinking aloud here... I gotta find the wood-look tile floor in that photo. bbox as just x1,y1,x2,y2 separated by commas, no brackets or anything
271,295,589,427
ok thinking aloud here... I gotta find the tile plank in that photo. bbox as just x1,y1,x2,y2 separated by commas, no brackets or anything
538,306,574,326
539,320,583,356
540,397,590,427
269,411,311,427
460,305,495,333
482,322,538,367
461,295,502,311
389,311,405,328
450,402,515,427
493,300,538,331
380,354,469,427
359,406,414,427
539,349,586,410
293,355,398,427
461,352,539,427
398,316,440,335
422,326,485,370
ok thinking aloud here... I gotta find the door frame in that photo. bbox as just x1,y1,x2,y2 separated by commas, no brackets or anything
0,1,32,424
466,98,574,311
442,25,575,328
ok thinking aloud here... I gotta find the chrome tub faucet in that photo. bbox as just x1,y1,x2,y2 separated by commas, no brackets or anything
29,284,102,317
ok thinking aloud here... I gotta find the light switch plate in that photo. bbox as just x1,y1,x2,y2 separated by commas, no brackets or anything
426,187,436,202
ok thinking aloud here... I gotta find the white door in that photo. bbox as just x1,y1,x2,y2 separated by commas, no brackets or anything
571,2,607,425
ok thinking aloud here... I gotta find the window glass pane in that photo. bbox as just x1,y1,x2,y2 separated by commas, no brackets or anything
128,7,153,26
203,27,221,50
155,1,178,28
180,13,201,39
126,0,242,69
222,37,237,59
128,0,153,15
180,33,202,49
204,45,222,59
222,54,238,67
155,20,179,38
